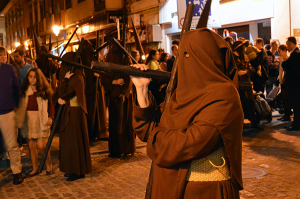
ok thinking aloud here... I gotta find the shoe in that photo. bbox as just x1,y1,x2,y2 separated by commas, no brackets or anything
277,117,284,121
26,172,39,178
281,117,291,121
286,126,300,131
64,174,72,177
46,170,53,175
66,174,84,181
251,123,264,131
108,153,122,158
13,173,24,185
285,125,292,129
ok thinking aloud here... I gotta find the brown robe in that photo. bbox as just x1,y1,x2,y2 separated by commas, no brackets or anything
35,54,59,93
133,28,243,199
85,70,108,139
57,52,92,176
80,40,108,139
101,42,136,156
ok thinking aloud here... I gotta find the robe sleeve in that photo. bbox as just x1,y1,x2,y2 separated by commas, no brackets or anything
48,96,55,119
132,93,161,142
57,78,75,100
147,122,222,167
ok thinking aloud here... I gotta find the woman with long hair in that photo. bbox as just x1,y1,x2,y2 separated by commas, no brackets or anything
159,52,169,71
16,67,55,176
146,50,160,70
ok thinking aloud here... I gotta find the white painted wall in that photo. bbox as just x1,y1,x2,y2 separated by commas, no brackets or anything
219,0,274,26
290,0,300,38
271,0,289,44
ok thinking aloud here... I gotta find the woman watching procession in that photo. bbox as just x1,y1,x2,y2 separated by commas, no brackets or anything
15,67,54,177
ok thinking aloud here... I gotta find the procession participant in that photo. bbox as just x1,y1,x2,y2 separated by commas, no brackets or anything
57,52,92,181
131,28,243,198
101,42,136,158
81,40,108,140
16,68,54,177
35,46,60,93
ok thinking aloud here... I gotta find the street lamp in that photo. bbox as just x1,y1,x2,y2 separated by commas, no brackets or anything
15,42,20,48
53,25,60,55
82,25,89,34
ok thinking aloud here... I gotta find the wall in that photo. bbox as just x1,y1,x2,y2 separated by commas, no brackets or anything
0,16,6,47
219,0,273,26
271,0,289,44
64,0,94,25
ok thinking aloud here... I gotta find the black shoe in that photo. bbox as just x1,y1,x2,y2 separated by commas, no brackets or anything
251,123,264,131
64,174,72,177
277,116,284,121
46,170,53,175
66,174,84,181
281,117,291,121
286,126,300,131
25,172,39,178
108,153,122,158
13,173,24,185
285,125,292,129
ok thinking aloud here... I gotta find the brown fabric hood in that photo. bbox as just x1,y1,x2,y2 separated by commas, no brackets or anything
158,28,243,189
59,52,87,114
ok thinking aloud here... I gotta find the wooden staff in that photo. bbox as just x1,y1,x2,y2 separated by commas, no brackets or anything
111,37,138,64
59,26,79,57
163,3,195,110
93,42,108,55
38,38,85,173
145,4,196,199
32,27,41,57
131,18,145,57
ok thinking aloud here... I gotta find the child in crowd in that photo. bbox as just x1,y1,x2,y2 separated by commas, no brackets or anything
16,68,54,177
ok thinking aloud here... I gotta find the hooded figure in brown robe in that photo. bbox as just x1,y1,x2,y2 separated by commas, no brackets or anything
80,40,108,140
57,52,92,180
35,46,59,93
101,41,136,157
132,28,243,198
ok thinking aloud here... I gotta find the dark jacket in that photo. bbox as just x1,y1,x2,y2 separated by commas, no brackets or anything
0,63,20,115
282,47,300,88
166,55,175,72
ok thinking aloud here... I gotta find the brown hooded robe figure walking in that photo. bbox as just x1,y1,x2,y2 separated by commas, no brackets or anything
132,29,243,198
35,46,59,93
57,52,92,181
101,42,136,157
80,40,108,140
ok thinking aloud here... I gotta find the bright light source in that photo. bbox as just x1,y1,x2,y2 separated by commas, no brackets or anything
15,42,20,47
25,41,28,47
82,25,89,34
53,25,60,36
142,55,146,60
7,50,11,54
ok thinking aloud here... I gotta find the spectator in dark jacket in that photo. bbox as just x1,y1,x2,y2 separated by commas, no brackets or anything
282,37,300,131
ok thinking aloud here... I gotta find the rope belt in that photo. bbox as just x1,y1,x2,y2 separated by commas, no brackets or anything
187,146,231,182
70,96,80,107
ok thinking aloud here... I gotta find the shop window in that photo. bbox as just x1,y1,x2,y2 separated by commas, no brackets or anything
66,0,72,10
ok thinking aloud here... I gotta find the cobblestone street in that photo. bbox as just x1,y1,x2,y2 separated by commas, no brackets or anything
0,114,300,199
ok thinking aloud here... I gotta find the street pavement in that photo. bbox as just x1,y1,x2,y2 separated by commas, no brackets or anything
0,113,300,199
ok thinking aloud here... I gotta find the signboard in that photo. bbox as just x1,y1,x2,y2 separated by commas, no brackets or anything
177,0,221,29
107,11,123,23
294,29,300,37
